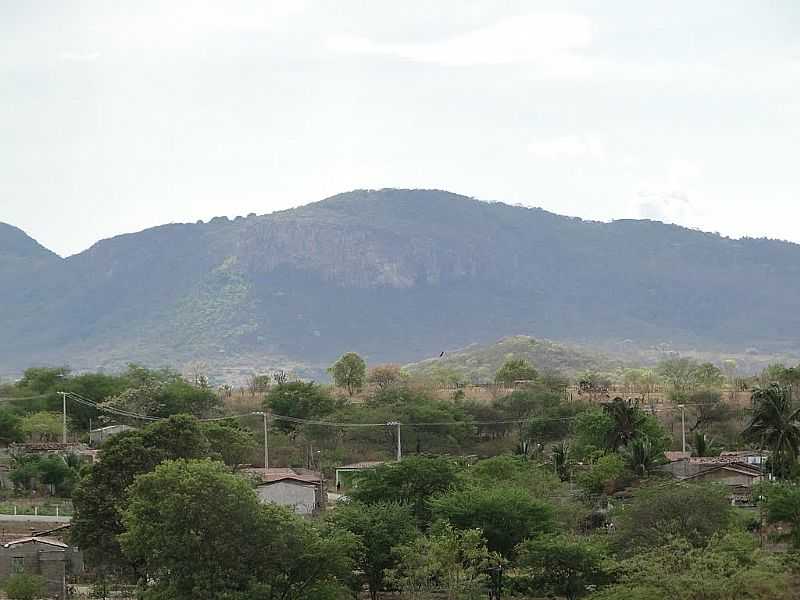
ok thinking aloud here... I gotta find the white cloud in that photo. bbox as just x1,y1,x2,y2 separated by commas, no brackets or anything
328,12,593,67
59,51,100,62
528,135,606,160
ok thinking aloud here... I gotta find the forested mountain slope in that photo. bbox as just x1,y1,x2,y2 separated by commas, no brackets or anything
2,189,799,378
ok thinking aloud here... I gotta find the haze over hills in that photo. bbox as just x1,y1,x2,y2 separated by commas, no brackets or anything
2,188,799,381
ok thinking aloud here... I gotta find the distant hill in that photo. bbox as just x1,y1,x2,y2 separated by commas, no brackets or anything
2,188,800,381
403,336,622,383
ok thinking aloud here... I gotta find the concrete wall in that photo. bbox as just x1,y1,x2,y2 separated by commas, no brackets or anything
0,541,81,600
256,481,318,515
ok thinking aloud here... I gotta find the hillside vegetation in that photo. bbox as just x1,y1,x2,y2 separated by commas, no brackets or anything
3,189,800,379
404,336,622,383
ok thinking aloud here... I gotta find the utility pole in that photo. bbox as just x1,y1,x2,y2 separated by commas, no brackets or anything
678,404,686,453
387,421,401,461
261,411,270,470
60,392,67,444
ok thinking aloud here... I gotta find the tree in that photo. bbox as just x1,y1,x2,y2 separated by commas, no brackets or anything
329,352,367,396
429,485,554,557
551,441,572,482
71,415,210,572
756,482,800,548
693,362,725,389
103,365,221,418
575,453,628,495
329,501,417,600
623,436,665,477
201,420,257,470
686,390,731,433
591,533,794,600
495,387,560,452
120,459,355,600
20,412,62,442
349,456,461,525
603,398,645,451
3,574,47,600
367,364,404,390
516,535,608,600
387,523,499,600
657,357,697,395
0,409,22,444
495,358,538,385
247,373,272,396
265,382,336,436
614,483,732,553
742,384,800,478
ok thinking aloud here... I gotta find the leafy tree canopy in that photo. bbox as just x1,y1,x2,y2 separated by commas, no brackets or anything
495,358,538,385
328,352,366,396
349,456,462,525
429,484,554,557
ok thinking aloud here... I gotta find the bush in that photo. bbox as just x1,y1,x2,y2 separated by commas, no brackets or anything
4,574,47,600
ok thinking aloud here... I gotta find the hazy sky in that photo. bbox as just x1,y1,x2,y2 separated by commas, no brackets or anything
2,1,799,257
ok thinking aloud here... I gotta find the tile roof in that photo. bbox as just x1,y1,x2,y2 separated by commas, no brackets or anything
337,461,384,470
244,467,323,484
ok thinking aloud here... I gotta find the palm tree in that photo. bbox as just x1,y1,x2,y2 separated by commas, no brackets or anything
742,384,800,478
603,397,645,451
623,436,665,477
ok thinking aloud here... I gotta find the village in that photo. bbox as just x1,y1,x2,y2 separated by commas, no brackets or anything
0,355,796,599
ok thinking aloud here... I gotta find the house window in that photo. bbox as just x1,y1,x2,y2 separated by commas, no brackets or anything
11,556,24,574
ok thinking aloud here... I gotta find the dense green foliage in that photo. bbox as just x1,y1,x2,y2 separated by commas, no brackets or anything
120,459,355,600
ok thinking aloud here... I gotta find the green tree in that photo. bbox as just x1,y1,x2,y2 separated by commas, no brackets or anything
0,409,22,444
623,436,665,477
388,523,499,600
495,358,538,385
71,415,210,572
20,412,62,442
575,453,628,495
329,352,367,397
686,390,732,433
429,485,554,557
103,365,220,418
756,482,800,548
329,501,417,600
691,431,719,458
201,420,257,470
349,456,461,525
603,398,645,451
120,459,355,600
614,483,732,553
3,574,47,600
265,382,336,436
742,384,800,478
516,535,608,600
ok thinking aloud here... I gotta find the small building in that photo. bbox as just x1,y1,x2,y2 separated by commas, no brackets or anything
334,461,384,490
0,537,83,600
89,424,136,446
245,468,326,516
660,455,764,506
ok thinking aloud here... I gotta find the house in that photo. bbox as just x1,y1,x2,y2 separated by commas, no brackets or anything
0,537,83,600
334,461,384,490
244,468,326,516
89,424,136,446
660,455,764,505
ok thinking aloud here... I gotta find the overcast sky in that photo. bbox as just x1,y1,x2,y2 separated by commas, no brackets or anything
2,1,799,257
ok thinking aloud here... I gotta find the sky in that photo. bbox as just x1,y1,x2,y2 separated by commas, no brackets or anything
1,1,799,257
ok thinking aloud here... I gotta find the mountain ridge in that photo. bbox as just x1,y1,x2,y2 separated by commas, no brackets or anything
2,189,799,379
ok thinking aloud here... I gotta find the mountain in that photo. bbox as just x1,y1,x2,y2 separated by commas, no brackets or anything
2,189,800,380
404,336,622,383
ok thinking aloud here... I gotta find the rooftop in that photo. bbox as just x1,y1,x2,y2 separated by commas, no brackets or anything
243,467,323,484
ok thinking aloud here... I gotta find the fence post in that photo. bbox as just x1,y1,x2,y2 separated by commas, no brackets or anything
34,506,38,517
56,505,59,518
13,505,16,516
